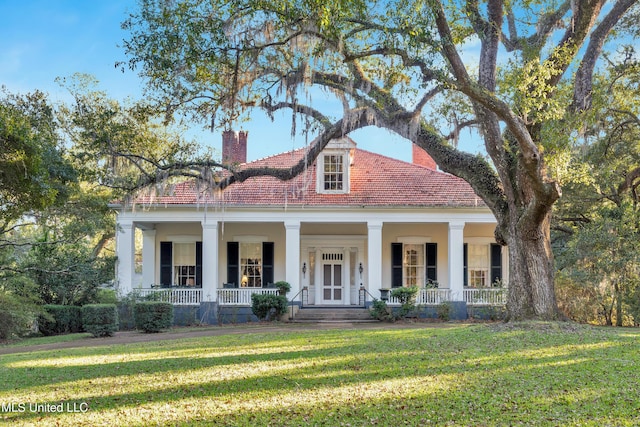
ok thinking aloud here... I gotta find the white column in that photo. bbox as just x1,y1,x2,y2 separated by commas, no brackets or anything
285,221,301,300
117,221,135,296
141,229,156,287
367,221,383,294
343,247,351,306
314,248,322,305
448,221,465,301
201,221,219,302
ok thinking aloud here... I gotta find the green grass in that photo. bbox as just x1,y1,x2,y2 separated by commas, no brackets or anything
2,332,93,348
1,323,639,426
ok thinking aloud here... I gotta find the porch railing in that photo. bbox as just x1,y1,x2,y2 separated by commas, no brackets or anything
217,288,280,305
463,288,507,306
385,288,505,306
131,287,505,307
132,288,202,305
387,289,452,305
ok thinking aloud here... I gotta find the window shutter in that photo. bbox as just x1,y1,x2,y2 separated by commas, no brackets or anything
426,243,437,282
195,242,202,287
160,242,172,287
463,243,468,287
227,242,239,286
262,242,274,286
391,243,403,287
490,244,502,285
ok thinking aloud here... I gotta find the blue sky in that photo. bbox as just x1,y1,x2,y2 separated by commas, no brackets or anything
0,1,483,162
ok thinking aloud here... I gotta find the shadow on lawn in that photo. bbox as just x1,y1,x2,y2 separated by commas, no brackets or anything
2,326,639,425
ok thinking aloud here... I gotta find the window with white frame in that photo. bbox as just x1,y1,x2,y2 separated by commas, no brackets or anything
404,244,424,287
467,244,489,287
240,242,262,287
173,243,196,286
317,152,350,194
324,154,344,190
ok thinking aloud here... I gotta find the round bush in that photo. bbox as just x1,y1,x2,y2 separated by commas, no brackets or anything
251,293,288,321
134,301,173,333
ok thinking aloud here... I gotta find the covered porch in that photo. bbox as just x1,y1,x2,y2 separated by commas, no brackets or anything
116,210,507,319
128,286,507,307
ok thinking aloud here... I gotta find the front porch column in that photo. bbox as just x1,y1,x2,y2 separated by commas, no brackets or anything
285,221,301,300
201,221,219,303
117,221,135,296
448,221,465,301
367,221,383,295
141,229,156,288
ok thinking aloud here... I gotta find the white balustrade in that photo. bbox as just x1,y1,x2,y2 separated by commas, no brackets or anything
386,288,505,306
132,288,202,305
463,288,507,306
217,288,280,305
387,289,452,305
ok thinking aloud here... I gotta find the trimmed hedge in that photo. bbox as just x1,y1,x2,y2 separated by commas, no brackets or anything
251,293,288,321
38,305,83,336
134,302,173,333
81,304,118,337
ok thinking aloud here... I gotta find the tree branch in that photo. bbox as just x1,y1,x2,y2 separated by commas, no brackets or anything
572,0,637,111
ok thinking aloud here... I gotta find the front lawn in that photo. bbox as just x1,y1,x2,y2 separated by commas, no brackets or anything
1,323,639,426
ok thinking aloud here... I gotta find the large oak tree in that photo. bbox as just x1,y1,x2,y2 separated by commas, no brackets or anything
121,0,638,320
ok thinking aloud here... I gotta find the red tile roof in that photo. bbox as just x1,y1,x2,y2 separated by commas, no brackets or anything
132,147,485,208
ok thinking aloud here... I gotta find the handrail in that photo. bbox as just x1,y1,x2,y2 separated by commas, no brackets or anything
289,286,307,320
358,286,377,307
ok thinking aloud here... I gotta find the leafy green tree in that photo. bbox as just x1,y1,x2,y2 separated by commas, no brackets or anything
554,54,640,326
58,74,218,198
121,0,638,320
0,86,118,311
0,90,76,232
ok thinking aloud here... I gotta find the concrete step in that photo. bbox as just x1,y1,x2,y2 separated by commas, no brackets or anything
292,307,377,322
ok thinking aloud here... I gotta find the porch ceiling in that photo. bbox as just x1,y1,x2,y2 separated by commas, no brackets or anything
300,222,367,235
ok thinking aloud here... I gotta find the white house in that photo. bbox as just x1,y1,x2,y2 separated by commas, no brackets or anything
112,131,507,322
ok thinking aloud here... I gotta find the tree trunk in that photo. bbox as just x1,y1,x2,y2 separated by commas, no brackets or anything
502,211,558,321
614,282,623,327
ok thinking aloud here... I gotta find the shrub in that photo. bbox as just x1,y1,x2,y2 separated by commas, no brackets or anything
0,289,39,341
134,302,174,333
437,302,452,321
391,286,419,318
370,299,393,321
82,304,118,337
116,294,137,330
251,293,288,321
274,281,291,296
38,305,83,336
96,288,118,304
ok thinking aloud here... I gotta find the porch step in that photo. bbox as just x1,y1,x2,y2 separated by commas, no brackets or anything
291,307,378,323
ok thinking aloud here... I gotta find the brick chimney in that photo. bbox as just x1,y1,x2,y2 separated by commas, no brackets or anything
412,144,437,170
222,130,248,164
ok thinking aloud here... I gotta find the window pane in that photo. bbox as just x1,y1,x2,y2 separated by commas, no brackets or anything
323,155,344,191
174,243,195,265
309,251,316,287
403,244,424,287
468,244,488,268
240,243,262,287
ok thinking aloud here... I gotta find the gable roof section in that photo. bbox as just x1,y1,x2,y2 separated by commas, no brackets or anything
134,148,485,208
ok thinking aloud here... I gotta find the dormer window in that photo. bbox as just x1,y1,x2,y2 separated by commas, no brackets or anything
317,138,355,194
323,154,344,191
